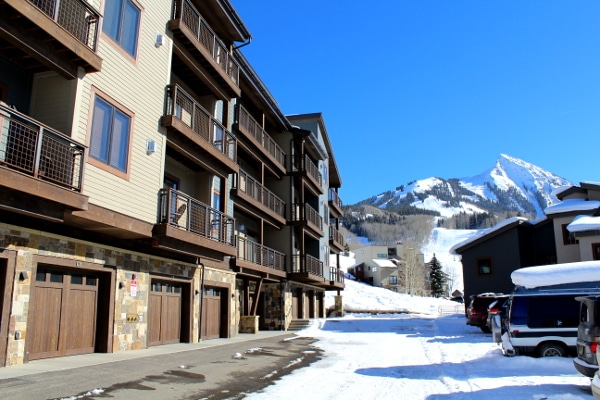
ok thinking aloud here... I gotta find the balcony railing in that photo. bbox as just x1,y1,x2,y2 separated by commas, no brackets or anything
165,85,236,161
175,0,240,85
292,203,323,232
235,236,285,271
328,267,345,285
329,226,344,247
29,0,100,51
236,169,285,217
237,105,285,167
158,188,235,246
292,254,323,277
328,189,343,209
292,154,322,188
0,103,85,191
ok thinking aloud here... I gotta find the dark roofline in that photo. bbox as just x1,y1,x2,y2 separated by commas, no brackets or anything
453,219,532,254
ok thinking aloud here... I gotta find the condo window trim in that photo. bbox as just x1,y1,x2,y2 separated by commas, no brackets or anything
88,88,134,180
102,0,142,59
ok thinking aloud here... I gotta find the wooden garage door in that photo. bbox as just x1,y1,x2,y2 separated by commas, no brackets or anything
148,280,182,346
201,287,222,340
28,267,98,360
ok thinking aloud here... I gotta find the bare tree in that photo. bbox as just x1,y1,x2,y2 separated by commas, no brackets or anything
401,242,427,295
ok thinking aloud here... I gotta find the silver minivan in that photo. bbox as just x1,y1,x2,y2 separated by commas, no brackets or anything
574,296,600,377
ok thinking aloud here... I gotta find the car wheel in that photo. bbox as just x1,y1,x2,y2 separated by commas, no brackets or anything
480,325,491,333
537,342,567,357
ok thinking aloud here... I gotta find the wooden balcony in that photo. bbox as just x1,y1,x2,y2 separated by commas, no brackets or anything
0,0,102,79
235,105,286,176
328,189,343,217
291,203,324,238
169,0,240,99
290,254,325,285
323,267,345,290
329,226,345,253
153,188,236,259
161,85,238,176
0,102,88,218
292,154,323,195
232,169,286,225
232,236,287,279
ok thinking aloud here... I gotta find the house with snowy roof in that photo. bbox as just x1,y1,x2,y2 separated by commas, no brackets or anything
351,243,404,291
453,181,600,303
451,217,556,302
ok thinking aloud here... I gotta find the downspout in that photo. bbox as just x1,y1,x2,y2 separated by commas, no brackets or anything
198,259,205,342
233,37,251,50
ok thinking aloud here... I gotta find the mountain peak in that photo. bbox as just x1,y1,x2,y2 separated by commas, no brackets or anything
359,154,572,220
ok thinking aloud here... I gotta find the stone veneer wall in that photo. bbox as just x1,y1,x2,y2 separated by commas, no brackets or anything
0,223,198,365
262,282,284,330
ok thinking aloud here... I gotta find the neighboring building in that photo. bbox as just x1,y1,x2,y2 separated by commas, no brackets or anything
454,182,600,303
0,0,343,367
352,244,403,291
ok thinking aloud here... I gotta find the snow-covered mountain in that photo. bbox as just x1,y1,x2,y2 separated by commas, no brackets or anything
359,154,572,219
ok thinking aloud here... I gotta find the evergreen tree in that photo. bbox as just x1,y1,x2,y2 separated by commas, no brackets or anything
428,254,446,298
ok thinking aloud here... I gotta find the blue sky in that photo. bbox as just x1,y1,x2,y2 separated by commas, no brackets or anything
231,1,600,205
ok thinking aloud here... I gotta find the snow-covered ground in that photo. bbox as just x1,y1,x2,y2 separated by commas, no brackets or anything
244,280,594,400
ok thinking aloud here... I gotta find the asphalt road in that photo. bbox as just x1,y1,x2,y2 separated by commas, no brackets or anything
0,334,322,400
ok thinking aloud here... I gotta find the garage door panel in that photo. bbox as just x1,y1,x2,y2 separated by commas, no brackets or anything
201,288,222,340
65,289,97,354
163,295,181,344
148,294,163,346
29,286,63,358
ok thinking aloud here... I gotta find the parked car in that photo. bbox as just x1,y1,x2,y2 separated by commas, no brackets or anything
486,297,510,334
466,293,508,333
500,282,600,357
573,296,600,377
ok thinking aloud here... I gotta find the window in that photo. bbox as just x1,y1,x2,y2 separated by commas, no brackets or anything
103,0,141,57
562,224,578,245
476,257,493,275
389,275,398,285
89,95,132,174
593,243,600,261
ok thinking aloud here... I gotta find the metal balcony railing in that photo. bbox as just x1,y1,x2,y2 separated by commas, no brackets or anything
29,0,100,51
237,105,285,167
236,169,285,217
175,0,240,85
292,254,323,277
292,203,323,232
158,188,235,246
328,188,343,209
0,103,85,191
292,154,322,188
328,267,345,285
165,85,236,161
329,226,345,247
235,236,285,271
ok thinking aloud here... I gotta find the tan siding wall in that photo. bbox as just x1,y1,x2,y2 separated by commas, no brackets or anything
553,217,581,263
75,0,172,222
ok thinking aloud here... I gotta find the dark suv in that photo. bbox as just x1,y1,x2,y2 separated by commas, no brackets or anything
466,293,508,333
574,296,600,377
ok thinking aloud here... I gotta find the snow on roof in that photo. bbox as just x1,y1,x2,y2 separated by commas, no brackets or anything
544,198,600,215
511,260,600,289
551,185,575,198
450,217,528,254
372,259,396,268
567,215,600,233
